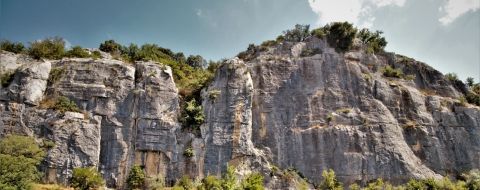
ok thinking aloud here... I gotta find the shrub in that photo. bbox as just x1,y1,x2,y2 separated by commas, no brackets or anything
464,169,480,190
445,73,458,82
0,71,15,88
325,22,357,52
28,37,66,59
326,113,334,124
382,65,403,78
183,147,194,158
127,165,146,190
283,24,310,42
186,55,206,68
65,46,90,58
0,135,46,190
70,167,105,190
0,40,25,53
175,175,194,190
466,92,480,106
198,175,222,190
222,166,237,190
48,67,65,85
311,27,327,39
260,40,277,49
300,48,322,57
181,99,205,131
336,108,351,114
466,77,475,87
91,51,102,59
319,169,343,190
241,173,264,190
208,89,221,101
146,174,165,190
358,29,387,54
54,96,81,113
404,74,416,81
99,40,125,55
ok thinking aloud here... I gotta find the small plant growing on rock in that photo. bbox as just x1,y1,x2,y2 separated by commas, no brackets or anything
382,65,403,78
181,99,205,131
208,89,221,101
183,147,194,158
127,165,146,190
336,108,351,114
319,169,343,190
241,172,264,190
326,113,334,124
404,74,416,81
0,71,15,88
48,67,65,85
54,96,81,113
71,167,105,190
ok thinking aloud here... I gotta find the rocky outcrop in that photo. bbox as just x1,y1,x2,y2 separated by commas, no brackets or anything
0,35,479,189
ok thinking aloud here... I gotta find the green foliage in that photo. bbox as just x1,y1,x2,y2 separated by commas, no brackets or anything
349,183,361,190
283,24,311,42
48,67,65,85
183,147,194,158
91,51,102,59
464,169,480,190
222,165,237,190
326,113,334,124
70,167,105,190
466,77,475,87
358,29,387,54
146,174,165,190
127,165,146,190
65,46,90,58
181,99,205,131
260,40,278,49
325,22,357,52
319,169,343,190
175,176,194,190
465,92,480,106
54,96,81,113
186,55,206,68
0,135,46,190
311,27,327,39
1,71,15,88
198,175,222,190
383,65,403,78
445,73,459,82
241,173,264,190
1,40,25,53
238,44,258,61
209,89,221,100
99,40,125,55
28,37,66,59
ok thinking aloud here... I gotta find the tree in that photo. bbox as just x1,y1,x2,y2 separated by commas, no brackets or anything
186,55,206,68
241,173,264,190
319,169,343,190
358,28,387,54
198,175,222,190
127,165,146,190
222,165,237,190
325,22,357,52
71,167,105,190
0,40,25,53
466,77,475,87
65,46,90,58
28,37,66,59
445,73,459,82
283,24,310,42
0,135,46,190
181,99,205,131
99,40,124,55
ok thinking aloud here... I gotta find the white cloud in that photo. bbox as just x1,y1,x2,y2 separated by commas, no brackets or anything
307,0,406,27
439,0,480,25
196,9,203,17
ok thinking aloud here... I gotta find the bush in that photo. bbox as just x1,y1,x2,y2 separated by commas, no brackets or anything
0,71,15,88
466,92,480,106
198,175,222,190
464,169,480,190
466,77,475,87
175,176,194,190
222,166,237,190
183,147,194,158
319,169,343,190
99,40,125,55
311,27,327,39
70,167,105,190
181,99,205,131
241,172,264,190
283,24,310,42
147,174,165,190
382,65,403,78
445,73,459,82
127,165,146,190
0,135,46,190
260,40,278,48
28,37,65,59
0,40,25,53
54,96,81,113
358,29,387,54
65,46,90,58
91,51,102,59
48,67,65,85
325,22,357,52
186,55,206,68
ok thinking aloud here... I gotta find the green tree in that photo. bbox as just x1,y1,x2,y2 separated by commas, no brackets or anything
319,169,343,190
174,175,194,190
126,165,146,190
28,37,66,59
70,167,105,190
186,55,206,68
325,22,357,52
241,173,264,190
358,28,387,54
0,135,46,190
198,175,222,190
99,39,125,55
466,77,475,87
283,24,310,42
181,99,205,131
0,40,25,53
65,46,90,58
464,169,480,190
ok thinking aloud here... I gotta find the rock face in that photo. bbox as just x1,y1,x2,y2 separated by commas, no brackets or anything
0,34,479,189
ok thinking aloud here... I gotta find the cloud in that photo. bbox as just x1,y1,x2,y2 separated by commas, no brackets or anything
307,0,406,27
439,0,480,25
196,9,203,17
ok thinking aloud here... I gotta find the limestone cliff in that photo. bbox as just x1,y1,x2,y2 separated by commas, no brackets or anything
0,34,479,189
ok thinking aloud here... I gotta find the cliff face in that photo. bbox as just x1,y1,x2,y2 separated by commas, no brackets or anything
0,35,479,188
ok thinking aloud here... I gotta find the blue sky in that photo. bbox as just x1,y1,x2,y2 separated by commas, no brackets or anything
0,0,479,80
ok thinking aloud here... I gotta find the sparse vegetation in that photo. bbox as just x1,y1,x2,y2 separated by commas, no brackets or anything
445,73,459,82
54,96,81,113
48,67,65,85
65,46,90,58
300,48,322,57
222,166,237,190
311,27,327,39
70,167,105,190
319,169,343,190
183,147,194,158
198,175,222,190
1,71,15,88
126,165,146,190
326,113,334,124
208,89,221,101
382,65,403,78
173,175,194,190
241,172,264,190
336,108,351,114
146,174,165,190
1,40,25,53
